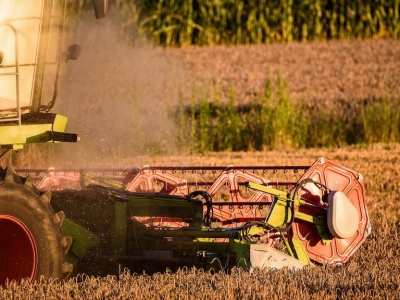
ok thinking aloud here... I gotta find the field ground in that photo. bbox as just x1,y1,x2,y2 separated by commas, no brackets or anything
166,39,400,106
4,144,400,299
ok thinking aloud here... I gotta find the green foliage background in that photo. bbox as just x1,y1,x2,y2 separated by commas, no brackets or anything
174,75,400,152
72,0,399,46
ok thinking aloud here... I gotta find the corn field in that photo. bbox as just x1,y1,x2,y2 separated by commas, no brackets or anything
139,0,400,46
70,0,400,46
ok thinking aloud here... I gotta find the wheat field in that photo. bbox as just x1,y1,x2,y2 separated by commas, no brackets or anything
3,144,400,299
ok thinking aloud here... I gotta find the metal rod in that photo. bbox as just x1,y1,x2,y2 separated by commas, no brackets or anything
0,24,21,124
0,149,13,162
16,165,309,174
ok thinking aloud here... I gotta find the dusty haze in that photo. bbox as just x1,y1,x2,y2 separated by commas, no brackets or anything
14,14,191,168
11,13,400,168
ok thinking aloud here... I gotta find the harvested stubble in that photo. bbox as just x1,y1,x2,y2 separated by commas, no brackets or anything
0,216,399,300
4,144,400,299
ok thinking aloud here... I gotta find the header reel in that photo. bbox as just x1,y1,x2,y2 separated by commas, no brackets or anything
17,158,370,273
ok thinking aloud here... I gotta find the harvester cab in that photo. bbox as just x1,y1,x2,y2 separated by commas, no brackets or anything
0,0,106,158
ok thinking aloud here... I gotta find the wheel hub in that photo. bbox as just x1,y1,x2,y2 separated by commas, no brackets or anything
0,215,37,283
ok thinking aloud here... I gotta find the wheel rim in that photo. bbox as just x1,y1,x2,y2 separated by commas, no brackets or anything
0,215,37,283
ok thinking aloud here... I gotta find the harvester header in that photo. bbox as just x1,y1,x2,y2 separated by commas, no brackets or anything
15,157,370,276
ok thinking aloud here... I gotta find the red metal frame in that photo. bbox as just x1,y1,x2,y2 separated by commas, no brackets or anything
24,165,305,227
291,158,370,264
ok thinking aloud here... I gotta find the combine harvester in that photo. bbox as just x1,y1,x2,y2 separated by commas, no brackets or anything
0,0,371,283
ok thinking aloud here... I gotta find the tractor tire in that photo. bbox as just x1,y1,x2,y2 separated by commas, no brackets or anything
0,167,72,283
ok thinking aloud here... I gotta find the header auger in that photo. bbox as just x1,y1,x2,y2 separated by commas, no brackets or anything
0,0,370,283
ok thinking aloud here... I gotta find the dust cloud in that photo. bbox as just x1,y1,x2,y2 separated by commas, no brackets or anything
14,13,192,169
